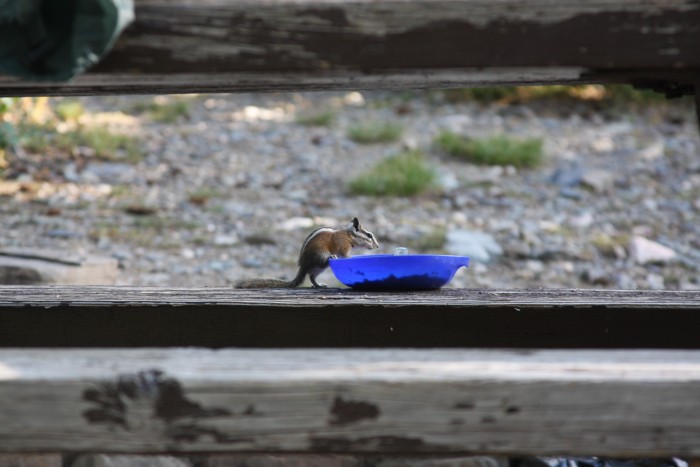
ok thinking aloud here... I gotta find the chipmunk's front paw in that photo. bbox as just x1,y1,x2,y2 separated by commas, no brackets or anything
329,254,338,260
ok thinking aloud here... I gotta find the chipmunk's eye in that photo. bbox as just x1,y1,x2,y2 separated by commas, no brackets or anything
367,233,374,239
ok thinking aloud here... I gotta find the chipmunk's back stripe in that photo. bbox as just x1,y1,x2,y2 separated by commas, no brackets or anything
300,227,335,255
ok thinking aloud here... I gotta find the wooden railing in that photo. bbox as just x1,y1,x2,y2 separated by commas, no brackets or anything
1,0,700,461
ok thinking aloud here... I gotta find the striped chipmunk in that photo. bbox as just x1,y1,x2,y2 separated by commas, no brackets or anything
235,217,379,288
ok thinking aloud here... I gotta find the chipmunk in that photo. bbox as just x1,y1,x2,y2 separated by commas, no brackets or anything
235,217,379,288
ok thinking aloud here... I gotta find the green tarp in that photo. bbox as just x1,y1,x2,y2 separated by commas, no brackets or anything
0,0,133,81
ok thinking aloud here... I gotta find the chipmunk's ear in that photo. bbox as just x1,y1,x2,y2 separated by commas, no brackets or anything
352,217,360,230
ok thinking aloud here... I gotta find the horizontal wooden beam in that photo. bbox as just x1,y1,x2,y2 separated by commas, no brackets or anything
1,0,699,95
1,287,700,348
1,348,700,455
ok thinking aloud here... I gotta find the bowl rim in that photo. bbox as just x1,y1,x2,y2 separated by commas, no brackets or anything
329,254,470,261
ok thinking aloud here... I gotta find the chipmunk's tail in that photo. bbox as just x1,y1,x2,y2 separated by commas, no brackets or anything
234,268,306,289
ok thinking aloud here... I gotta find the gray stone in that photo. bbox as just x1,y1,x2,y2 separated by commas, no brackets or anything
629,236,676,265
549,165,583,187
82,162,137,183
446,229,503,263
581,169,615,193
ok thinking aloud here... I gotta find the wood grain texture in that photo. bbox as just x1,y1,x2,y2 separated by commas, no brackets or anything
0,286,699,348
1,0,699,95
1,348,700,455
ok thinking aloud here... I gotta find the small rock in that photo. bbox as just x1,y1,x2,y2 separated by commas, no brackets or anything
46,229,82,239
439,114,472,132
286,190,309,202
180,248,196,259
646,273,666,290
462,165,503,185
581,169,615,193
615,272,638,290
629,236,676,265
549,165,583,187
592,135,614,152
525,259,545,273
568,211,594,229
437,169,459,191
446,229,503,263
213,234,239,246
401,136,419,151
581,266,612,286
279,217,315,231
639,141,665,160
242,258,263,268
83,162,137,183
559,187,583,200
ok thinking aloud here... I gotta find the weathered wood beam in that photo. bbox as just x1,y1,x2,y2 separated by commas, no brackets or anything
1,0,699,95
1,287,699,348
1,348,700,455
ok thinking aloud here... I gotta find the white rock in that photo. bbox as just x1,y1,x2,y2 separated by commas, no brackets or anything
213,234,239,246
639,141,665,160
437,169,459,191
446,229,503,263
439,114,472,133
279,216,314,231
629,236,676,265
568,211,594,229
581,170,615,193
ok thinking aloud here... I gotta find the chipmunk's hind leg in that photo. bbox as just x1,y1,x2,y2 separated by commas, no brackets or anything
309,266,328,288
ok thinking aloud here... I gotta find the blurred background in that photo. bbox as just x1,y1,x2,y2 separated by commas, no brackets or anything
0,85,698,289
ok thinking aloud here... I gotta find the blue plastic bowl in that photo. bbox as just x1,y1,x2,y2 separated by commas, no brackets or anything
329,254,470,290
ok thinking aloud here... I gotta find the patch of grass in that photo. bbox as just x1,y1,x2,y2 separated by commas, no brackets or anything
434,132,544,168
17,123,51,153
348,150,437,196
56,126,143,163
348,121,403,144
149,100,190,123
55,100,85,121
296,110,335,127
125,98,190,123
591,233,629,258
442,85,669,105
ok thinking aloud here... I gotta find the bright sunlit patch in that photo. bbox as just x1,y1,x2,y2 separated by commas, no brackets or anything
0,362,19,380
344,91,365,106
0,180,113,203
231,105,289,122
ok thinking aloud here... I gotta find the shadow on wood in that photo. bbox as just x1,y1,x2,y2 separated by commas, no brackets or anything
1,287,699,348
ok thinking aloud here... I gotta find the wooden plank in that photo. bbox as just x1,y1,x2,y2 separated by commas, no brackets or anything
1,348,700,455
0,286,699,348
1,0,699,95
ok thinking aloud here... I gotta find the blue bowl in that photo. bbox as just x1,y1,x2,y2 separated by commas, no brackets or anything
329,254,470,291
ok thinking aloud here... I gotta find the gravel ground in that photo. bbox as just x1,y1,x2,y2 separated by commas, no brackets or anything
1,90,699,289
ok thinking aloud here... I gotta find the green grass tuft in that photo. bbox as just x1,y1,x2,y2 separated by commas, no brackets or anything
127,99,190,123
149,101,190,123
348,151,437,196
55,100,85,121
434,132,544,168
347,121,403,144
56,126,143,163
296,110,335,127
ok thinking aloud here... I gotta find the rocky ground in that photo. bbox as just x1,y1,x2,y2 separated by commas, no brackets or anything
1,90,699,289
